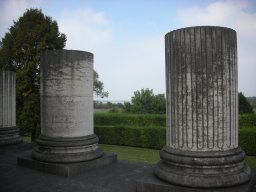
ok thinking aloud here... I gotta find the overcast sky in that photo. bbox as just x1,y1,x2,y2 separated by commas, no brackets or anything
0,0,256,101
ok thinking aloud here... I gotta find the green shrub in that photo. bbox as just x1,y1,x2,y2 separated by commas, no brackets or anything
94,112,256,154
239,113,256,128
239,127,256,156
94,112,166,127
95,125,165,149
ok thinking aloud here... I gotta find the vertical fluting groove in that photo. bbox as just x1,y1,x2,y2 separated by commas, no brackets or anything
170,35,175,147
235,34,238,146
222,29,227,148
178,29,183,147
202,27,208,149
174,32,178,147
165,34,169,146
200,27,204,149
220,29,224,148
168,35,171,147
168,34,172,147
182,29,187,147
205,27,209,149
211,28,215,149
184,29,188,148
220,29,225,148
181,29,184,147
226,29,232,146
198,27,203,149
190,28,195,149
188,28,193,149
195,28,199,149
176,31,179,147
216,28,220,148
231,29,234,147
229,30,232,147
185,28,192,149
192,28,197,149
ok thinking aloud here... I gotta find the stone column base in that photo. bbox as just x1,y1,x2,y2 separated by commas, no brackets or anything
0,127,22,146
154,146,251,188
32,134,103,163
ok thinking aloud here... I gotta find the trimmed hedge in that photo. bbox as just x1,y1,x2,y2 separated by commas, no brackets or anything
239,127,256,156
239,114,256,127
95,112,256,155
94,112,166,127
95,125,165,149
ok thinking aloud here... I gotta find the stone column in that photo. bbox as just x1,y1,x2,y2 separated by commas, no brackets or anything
155,26,251,187
0,70,22,145
32,50,103,163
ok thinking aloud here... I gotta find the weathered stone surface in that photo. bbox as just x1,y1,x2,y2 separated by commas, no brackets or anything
40,50,94,138
0,70,22,145
31,50,103,163
154,26,251,188
18,151,117,177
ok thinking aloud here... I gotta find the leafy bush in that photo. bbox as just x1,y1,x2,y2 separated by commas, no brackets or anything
95,125,165,149
94,112,166,127
239,127,256,156
239,113,256,128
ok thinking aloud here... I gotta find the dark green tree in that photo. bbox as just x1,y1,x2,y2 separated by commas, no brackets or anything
94,71,109,98
239,92,253,113
124,88,166,114
0,9,66,137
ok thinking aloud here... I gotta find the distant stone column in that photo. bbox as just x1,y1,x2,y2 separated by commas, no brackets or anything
0,70,22,145
32,50,103,163
155,26,251,187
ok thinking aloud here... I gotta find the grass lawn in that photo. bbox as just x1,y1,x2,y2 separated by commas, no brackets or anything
100,144,256,168
99,144,160,164
22,137,256,168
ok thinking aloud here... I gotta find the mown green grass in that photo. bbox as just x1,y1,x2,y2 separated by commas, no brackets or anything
100,144,256,168
99,144,160,164
22,137,256,168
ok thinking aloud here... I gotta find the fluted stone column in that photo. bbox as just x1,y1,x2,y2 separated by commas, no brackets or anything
155,26,251,187
32,50,103,163
0,70,22,145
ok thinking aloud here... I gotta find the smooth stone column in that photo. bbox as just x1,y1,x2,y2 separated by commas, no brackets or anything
32,50,103,163
155,26,251,187
0,70,22,145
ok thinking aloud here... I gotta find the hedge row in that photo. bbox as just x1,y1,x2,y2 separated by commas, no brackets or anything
239,127,256,156
94,112,166,127
95,112,256,129
95,126,256,155
239,114,256,127
95,125,165,149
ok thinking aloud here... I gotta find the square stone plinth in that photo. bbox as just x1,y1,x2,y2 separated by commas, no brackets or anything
17,151,117,177
136,172,256,192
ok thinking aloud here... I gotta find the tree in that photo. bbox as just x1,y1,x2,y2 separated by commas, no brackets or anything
0,9,67,138
239,92,253,113
94,71,109,98
124,88,166,114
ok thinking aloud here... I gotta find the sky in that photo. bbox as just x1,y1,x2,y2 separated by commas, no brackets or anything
0,0,256,101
